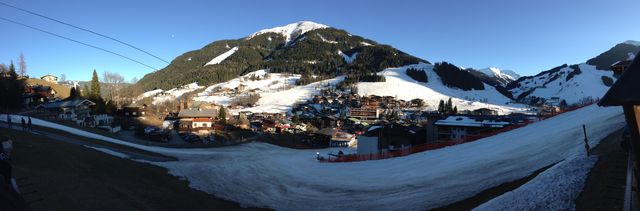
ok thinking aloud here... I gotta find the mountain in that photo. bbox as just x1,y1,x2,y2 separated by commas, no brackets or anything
123,21,425,97
504,40,640,105
467,67,520,87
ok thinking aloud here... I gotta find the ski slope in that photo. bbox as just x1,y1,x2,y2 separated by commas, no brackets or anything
1,104,625,210
205,46,239,66
358,63,528,114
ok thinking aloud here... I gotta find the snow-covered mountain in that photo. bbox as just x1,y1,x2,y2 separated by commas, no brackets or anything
248,21,329,43
478,67,520,82
506,63,615,105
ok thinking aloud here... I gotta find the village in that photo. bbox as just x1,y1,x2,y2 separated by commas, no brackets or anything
17,69,603,162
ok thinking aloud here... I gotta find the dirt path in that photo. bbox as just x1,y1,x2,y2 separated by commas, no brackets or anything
575,128,627,211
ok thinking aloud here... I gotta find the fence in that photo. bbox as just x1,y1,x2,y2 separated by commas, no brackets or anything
323,100,599,163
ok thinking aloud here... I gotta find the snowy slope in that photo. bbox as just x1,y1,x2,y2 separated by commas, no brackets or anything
509,63,614,104
204,46,239,66
136,82,204,105
338,50,357,64
1,105,625,210
357,63,527,114
623,40,640,47
194,69,343,113
477,67,520,81
248,21,329,43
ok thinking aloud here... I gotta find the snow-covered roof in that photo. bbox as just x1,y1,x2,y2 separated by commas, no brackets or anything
434,116,510,128
37,99,96,109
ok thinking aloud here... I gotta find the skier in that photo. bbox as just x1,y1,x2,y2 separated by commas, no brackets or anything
20,118,25,131
6,115,11,129
0,136,18,193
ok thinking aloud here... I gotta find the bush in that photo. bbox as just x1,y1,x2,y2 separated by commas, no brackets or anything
601,76,614,87
230,94,261,106
406,68,428,82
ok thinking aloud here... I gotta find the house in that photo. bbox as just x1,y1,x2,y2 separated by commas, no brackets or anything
610,58,633,75
177,109,218,132
598,52,640,210
122,104,147,117
36,99,96,121
40,74,58,84
23,85,56,107
314,128,355,147
356,123,420,155
471,108,498,116
434,116,510,142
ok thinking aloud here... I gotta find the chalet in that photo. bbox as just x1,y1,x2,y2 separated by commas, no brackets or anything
36,99,96,121
611,60,632,75
122,104,148,117
434,116,510,142
471,108,498,116
177,109,218,132
40,74,58,84
598,52,640,209
357,123,421,155
314,128,355,147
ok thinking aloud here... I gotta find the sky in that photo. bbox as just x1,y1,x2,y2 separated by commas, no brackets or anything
1,0,639,82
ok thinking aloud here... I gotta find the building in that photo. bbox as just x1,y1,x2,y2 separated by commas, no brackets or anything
348,107,380,122
177,109,218,132
599,54,640,210
434,116,510,142
40,74,58,84
122,104,148,117
611,57,634,76
314,128,356,147
357,123,422,155
36,99,96,121
471,108,499,116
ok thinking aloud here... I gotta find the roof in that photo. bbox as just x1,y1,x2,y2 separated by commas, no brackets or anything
315,128,338,136
37,99,96,109
435,116,510,128
600,56,640,106
178,109,218,118
40,74,57,79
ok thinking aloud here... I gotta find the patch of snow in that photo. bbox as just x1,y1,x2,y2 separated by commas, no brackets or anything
360,41,373,46
149,82,203,105
357,63,528,114
623,40,640,47
0,105,625,210
628,52,636,60
317,33,337,44
475,155,597,211
248,21,329,43
136,89,164,101
338,50,358,64
85,145,130,159
205,46,239,66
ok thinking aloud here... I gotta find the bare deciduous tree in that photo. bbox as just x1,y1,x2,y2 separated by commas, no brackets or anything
130,77,138,84
102,71,125,101
18,53,27,77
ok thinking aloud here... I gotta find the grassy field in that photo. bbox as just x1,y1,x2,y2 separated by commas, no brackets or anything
1,128,266,211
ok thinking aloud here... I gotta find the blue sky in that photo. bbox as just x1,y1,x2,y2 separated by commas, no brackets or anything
1,0,639,82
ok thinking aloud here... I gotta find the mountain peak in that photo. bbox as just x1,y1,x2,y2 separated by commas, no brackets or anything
623,40,640,47
479,67,520,81
248,21,330,43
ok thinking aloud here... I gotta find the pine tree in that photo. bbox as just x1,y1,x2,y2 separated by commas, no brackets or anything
90,69,101,98
218,105,227,124
68,87,78,100
453,106,458,114
438,100,445,114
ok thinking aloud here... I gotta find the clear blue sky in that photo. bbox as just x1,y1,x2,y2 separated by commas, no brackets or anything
1,0,639,82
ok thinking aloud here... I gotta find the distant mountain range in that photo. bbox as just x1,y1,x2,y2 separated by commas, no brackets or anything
124,21,640,110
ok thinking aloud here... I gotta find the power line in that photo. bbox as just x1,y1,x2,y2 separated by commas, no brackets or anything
0,1,170,64
0,16,158,71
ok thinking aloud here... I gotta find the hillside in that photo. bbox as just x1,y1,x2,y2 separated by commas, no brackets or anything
505,40,638,105
123,21,425,96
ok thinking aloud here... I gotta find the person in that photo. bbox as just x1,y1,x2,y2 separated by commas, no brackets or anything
6,115,11,129
338,150,344,156
27,117,32,131
0,136,18,193
20,118,25,131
